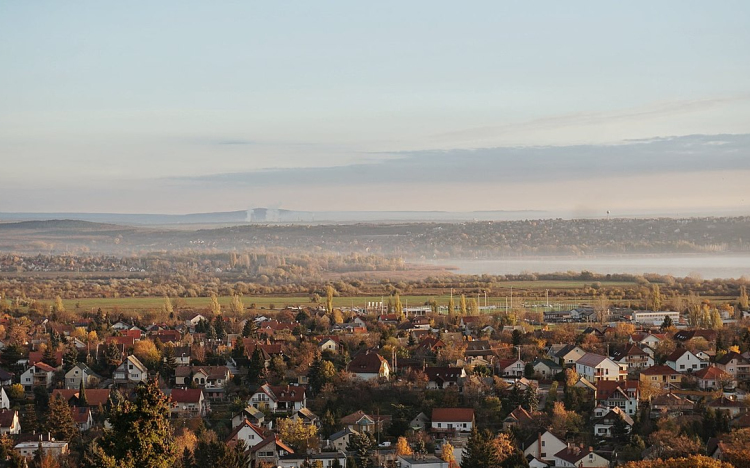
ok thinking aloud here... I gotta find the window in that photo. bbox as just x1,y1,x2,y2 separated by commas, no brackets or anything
542,441,545,446
680,365,685,370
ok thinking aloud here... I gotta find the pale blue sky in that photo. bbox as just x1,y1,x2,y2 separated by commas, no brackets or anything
1,2,749,214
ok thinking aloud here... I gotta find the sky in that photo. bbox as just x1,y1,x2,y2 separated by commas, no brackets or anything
1,1,749,216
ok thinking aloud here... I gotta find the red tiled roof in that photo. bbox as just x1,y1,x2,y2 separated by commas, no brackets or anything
431,408,474,423
70,406,91,424
52,389,111,407
694,366,731,380
171,388,203,404
0,409,16,428
640,365,681,376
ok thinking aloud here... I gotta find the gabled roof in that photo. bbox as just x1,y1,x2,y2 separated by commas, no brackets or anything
496,358,523,370
33,362,56,373
431,408,474,423
121,355,147,373
226,419,265,443
612,344,649,360
593,406,634,426
554,447,605,465
596,380,639,401
666,348,695,362
674,329,717,342
708,396,744,409
424,367,463,382
250,435,294,454
506,406,533,423
532,358,562,370
329,426,358,441
70,406,92,424
0,409,17,428
171,388,203,404
694,366,732,381
340,410,390,425
640,365,681,376
347,350,388,374
576,353,610,368
52,388,111,407
716,351,747,366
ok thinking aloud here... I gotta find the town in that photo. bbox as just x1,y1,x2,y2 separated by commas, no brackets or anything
0,283,747,468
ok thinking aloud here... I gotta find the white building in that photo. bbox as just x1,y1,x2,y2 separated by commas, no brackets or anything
575,353,625,383
113,355,148,384
631,311,680,326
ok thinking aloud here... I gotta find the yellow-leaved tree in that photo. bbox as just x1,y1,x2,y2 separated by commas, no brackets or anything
276,417,318,452
395,437,412,456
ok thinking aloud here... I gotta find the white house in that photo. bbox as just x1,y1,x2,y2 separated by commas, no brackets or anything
431,408,474,434
523,431,566,466
553,446,609,468
65,363,101,390
666,348,707,373
170,388,207,418
0,409,20,435
0,388,9,410
226,419,266,448
249,383,307,413
113,355,148,384
279,451,347,468
550,345,587,366
21,362,56,390
15,440,69,458
346,350,391,381
575,353,625,383
593,406,633,438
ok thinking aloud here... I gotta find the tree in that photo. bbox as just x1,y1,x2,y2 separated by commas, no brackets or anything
394,293,403,318
79,378,88,407
213,315,226,341
46,394,79,442
277,417,318,452
163,296,174,315
523,385,538,411
448,297,455,317
460,295,467,315
395,437,412,456
242,319,257,338
347,431,375,468
648,284,662,312
133,339,160,370
326,286,335,315
461,429,501,468
229,294,244,314
660,315,674,331
739,285,749,311
209,294,221,315
83,379,176,468
54,296,65,314
441,441,456,467
309,357,336,394
248,348,265,384
620,456,731,468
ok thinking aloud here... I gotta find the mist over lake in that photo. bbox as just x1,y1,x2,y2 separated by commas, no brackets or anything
440,254,750,280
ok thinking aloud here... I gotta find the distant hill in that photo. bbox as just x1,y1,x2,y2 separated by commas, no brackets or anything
0,208,549,226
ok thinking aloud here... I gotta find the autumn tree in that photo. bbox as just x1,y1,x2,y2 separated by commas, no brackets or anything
277,417,318,452
229,294,244,314
395,437,413,456
648,284,662,311
620,456,732,468
209,294,221,315
739,285,749,311
83,379,176,468
133,339,160,370
441,441,456,468
460,295,467,315
326,286,335,315
347,431,375,468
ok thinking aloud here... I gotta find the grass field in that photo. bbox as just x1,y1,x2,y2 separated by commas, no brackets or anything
54,279,639,312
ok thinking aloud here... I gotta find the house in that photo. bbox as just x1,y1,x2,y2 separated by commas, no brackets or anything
279,451,348,468
292,408,320,428
593,406,633,438
65,363,101,390
575,353,625,383
170,388,207,418
523,431,567,466
231,406,266,429
113,355,148,384
650,392,695,419
665,348,707,373
639,365,682,389
20,362,56,390
340,410,391,435
226,419,267,448
503,406,533,431
464,341,495,362
410,412,430,431
694,366,734,390
674,329,717,346
0,368,14,386
317,336,340,354
424,367,466,390
629,332,666,348
173,346,191,366
185,314,207,329
52,389,111,409
347,349,391,380
715,351,750,380
249,435,295,467
595,380,639,416
174,366,231,399
549,344,587,366
249,383,307,414
431,408,474,434
14,439,69,459
552,446,609,468
532,358,563,379
70,406,94,431
611,344,654,372
497,358,525,377
329,427,358,452
708,396,746,418
0,409,20,435
0,388,9,410
397,455,449,468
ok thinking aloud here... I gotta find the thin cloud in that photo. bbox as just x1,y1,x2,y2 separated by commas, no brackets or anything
172,133,750,187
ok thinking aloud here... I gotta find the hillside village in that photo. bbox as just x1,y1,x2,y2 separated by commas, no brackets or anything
0,293,749,467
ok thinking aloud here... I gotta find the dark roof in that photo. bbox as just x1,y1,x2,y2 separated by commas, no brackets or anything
0,409,16,428
431,408,474,423
640,365,680,376
716,351,746,366
347,350,387,374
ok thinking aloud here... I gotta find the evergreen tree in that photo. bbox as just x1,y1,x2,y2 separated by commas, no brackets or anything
232,337,246,359
523,385,539,411
242,319,257,338
660,315,674,331
46,394,79,442
248,348,265,384
161,344,177,382
83,379,177,468
42,344,57,367
461,429,501,468
79,378,88,407
347,431,375,468
213,315,226,341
